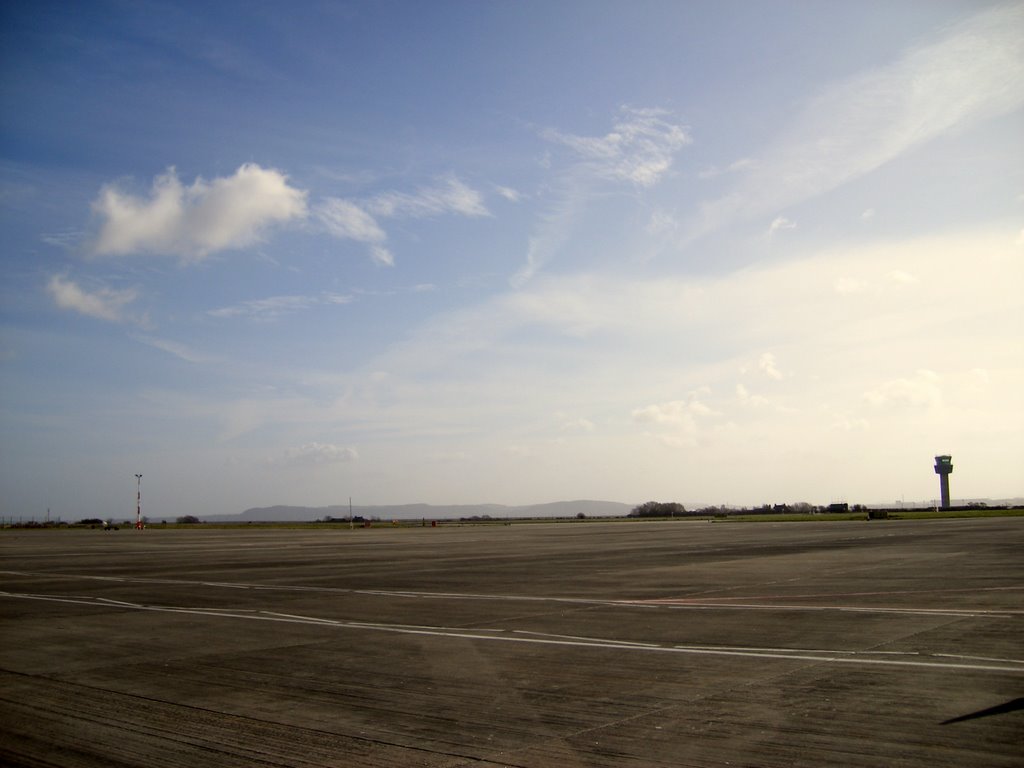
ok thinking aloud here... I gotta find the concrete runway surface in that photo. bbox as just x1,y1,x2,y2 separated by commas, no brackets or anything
1,517,1022,767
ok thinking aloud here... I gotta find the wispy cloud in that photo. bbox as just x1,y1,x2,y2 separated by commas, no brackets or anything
47,274,139,323
495,185,522,202
632,394,717,448
365,176,490,219
316,175,489,266
864,369,942,409
40,230,83,249
269,442,359,468
92,164,308,261
555,412,596,433
735,383,771,409
514,107,690,285
758,352,784,380
365,227,1020,446
133,334,208,363
542,106,691,187
684,3,1024,243
697,157,755,180
208,292,350,320
315,198,394,266
633,397,716,424
767,216,796,236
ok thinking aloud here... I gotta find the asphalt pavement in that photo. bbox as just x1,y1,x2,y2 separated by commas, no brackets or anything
1,517,1022,767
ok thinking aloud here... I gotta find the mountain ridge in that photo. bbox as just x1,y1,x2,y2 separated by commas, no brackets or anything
204,499,635,522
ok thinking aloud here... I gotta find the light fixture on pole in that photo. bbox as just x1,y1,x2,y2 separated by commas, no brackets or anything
135,474,143,530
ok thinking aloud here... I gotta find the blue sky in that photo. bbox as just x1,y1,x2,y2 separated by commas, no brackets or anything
1,1,1022,520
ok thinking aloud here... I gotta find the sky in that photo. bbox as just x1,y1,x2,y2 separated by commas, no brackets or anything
1,1,1022,521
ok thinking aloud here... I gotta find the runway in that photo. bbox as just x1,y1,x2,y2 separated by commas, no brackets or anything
2,518,1022,766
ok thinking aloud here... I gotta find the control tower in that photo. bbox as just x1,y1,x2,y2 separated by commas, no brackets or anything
934,455,953,509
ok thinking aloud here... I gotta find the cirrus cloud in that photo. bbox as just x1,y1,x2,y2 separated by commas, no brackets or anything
684,3,1024,244
316,175,488,266
542,106,691,187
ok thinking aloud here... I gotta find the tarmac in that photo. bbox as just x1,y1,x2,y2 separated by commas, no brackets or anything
1,517,1022,767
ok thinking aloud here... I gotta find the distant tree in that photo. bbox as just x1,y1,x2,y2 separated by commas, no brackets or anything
576,512,586,519
629,501,686,518
176,515,200,524
79,518,104,526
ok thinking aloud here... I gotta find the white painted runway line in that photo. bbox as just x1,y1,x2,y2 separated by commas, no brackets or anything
2,569,1021,618
3,590,1023,675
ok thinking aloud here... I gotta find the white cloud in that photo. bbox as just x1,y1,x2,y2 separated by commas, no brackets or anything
366,176,490,219
758,352,784,380
315,197,395,266
271,442,358,468
92,163,308,260
685,4,1024,243
133,335,208,363
646,209,678,236
146,226,1020,505
208,291,357,320
324,293,355,305
833,268,918,297
542,106,691,187
698,157,755,180
47,274,138,323
370,244,395,267
510,192,583,287
40,230,82,249
887,269,918,285
864,369,942,409
736,383,771,408
833,276,867,295
831,415,870,432
632,396,716,425
316,198,386,243
555,412,596,433
208,294,320,319
495,185,522,202
768,216,796,236
514,107,690,285
632,397,713,448
861,208,877,222
969,368,990,387
316,176,487,266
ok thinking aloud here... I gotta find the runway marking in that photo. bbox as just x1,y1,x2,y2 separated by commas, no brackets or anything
617,600,1019,618
638,584,1024,602
3,569,1023,617
2,590,1023,675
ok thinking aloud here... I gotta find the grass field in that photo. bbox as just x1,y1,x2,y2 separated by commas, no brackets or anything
5,506,1021,531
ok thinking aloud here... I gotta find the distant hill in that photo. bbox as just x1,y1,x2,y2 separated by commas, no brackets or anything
204,500,634,523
